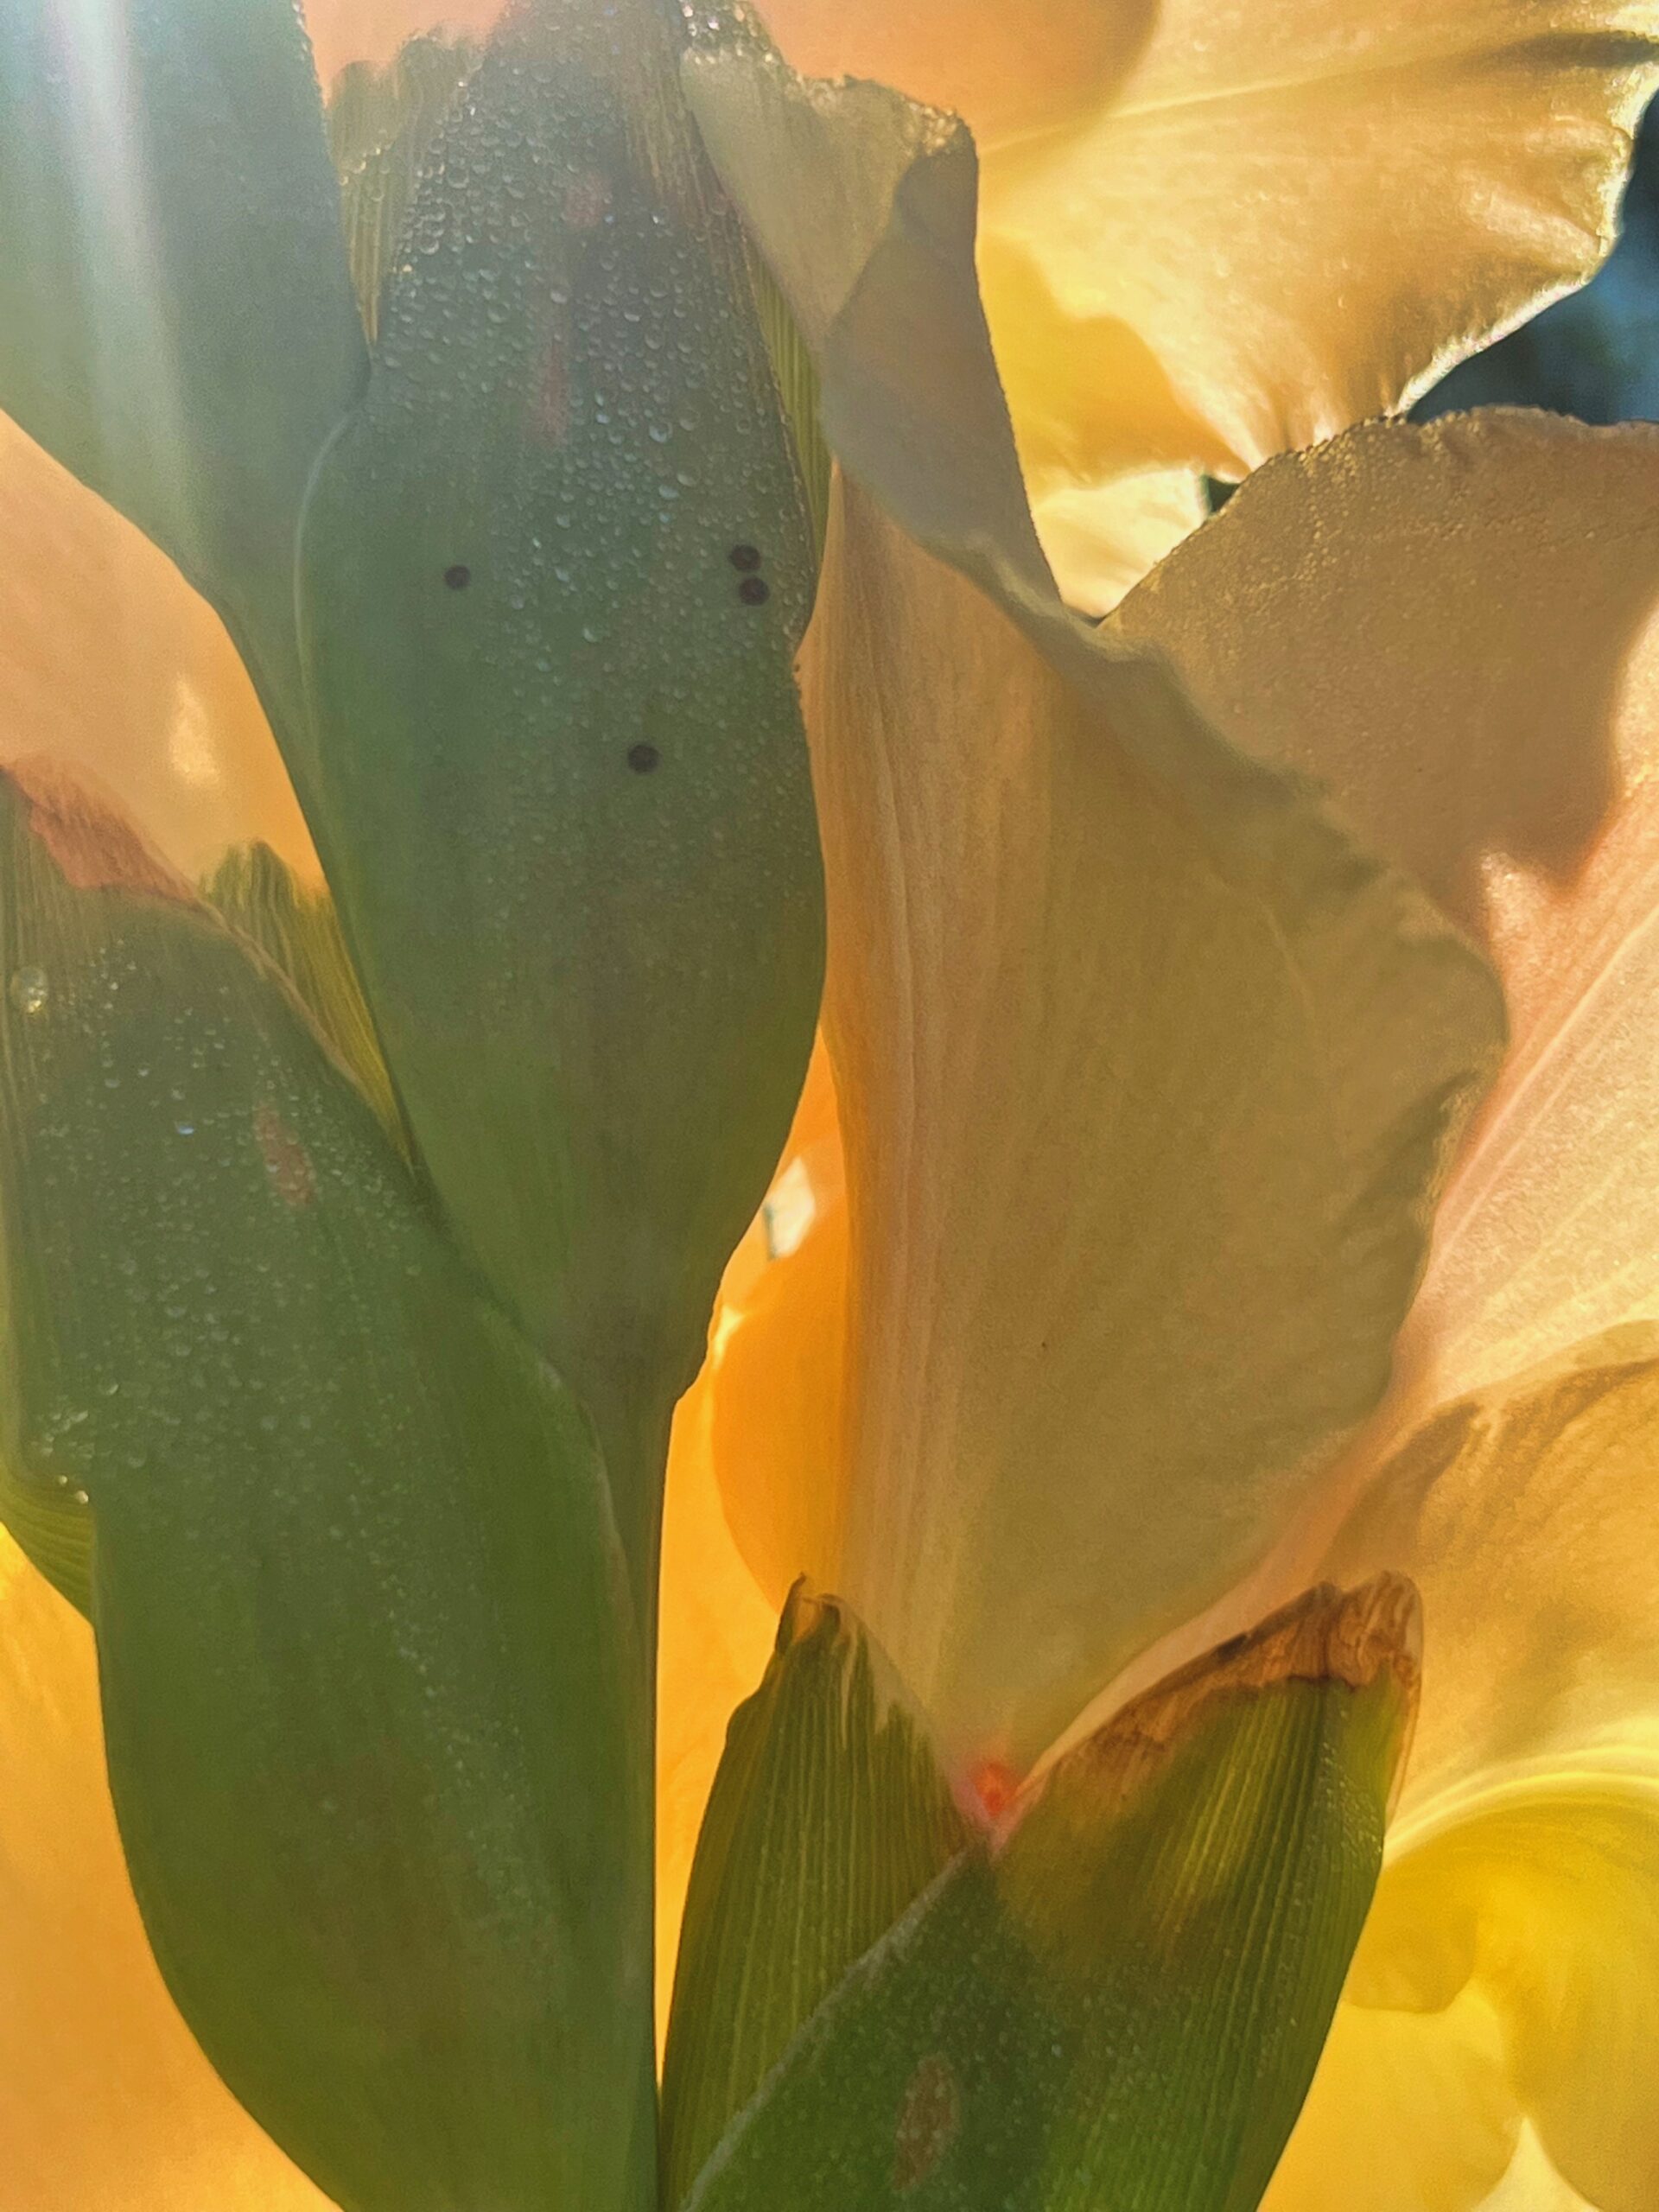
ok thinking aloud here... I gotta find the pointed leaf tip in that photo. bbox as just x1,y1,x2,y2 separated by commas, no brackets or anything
3,758,195,906
683,1581,1420,2212
663,1582,967,2204
0,766,656,2212
0,0,366,741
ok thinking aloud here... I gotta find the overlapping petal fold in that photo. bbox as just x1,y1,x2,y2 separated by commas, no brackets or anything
1262,1331,1659,2212
684,48,1503,1769
1117,415,1659,2206
1116,411,1659,1414
758,0,1659,608
1325,1332,1659,1812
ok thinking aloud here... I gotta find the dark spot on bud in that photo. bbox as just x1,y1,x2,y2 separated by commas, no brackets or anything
739,575,771,607
728,543,762,572
627,742,661,775
443,564,472,591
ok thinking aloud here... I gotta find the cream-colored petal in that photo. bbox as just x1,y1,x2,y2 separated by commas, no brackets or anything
1352,1780,1659,2212
753,0,1155,145
1262,1983,1519,2212
979,5,1659,492
758,0,1659,595
0,1539,329,2210
1319,1330,1659,1851
0,422,316,884
1478,2124,1605,2212
1032,466,1208,617
1298,1339,1659,2212
687,52,1502,1770
1116,412,1659,1413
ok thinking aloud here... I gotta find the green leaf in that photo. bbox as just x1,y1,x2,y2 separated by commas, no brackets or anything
663,1584,971,2204
326,32,480,344
0,765,655,2212
296,0,825,1572
682,1580,1421,2212
0,1439,88,1613
204,840,399,1141
0,0,366,736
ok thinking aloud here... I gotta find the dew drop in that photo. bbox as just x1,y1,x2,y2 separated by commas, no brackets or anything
9,966,48,1015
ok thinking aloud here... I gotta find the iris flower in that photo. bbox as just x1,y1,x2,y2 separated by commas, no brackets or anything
0,2,1655,2209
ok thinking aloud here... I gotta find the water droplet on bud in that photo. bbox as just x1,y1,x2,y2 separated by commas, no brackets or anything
10,966,48,1015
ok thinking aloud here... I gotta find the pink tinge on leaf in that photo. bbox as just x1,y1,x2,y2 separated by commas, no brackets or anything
253,1105,319,1211
957,1755,1021,1829
536,336,571,447
5,758,194,906
892,2052,963,2194
563,171,613,232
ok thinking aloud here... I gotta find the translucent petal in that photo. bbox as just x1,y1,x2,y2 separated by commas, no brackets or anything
1478,2125,1605,2212
1297,1337,1659,2212
1033,467,1207,618
1353,1783,1659,2212
687,50,1502,1767
1263,1985,1518,2212
0,421,315,883
0,1540,328,2211
979,6,1659,485
1116,412,1659,1412
753,0,1158,144
1322,1332,1659,1856
757,0,1659,605
706,1039,847,1613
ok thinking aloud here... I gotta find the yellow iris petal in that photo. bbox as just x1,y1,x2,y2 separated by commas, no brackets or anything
655,1368,778,2044
758,0,1659,605
1326,1783,1659,2212
1480,2126,1606,2211
1031,466,1209,619
982,11,1659,474
1263,1984,1518,2212
706,1042,848,1614
753,0,1156,144
1257,1339,1659,2210
0,1537,329,2210
0,421,315,883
